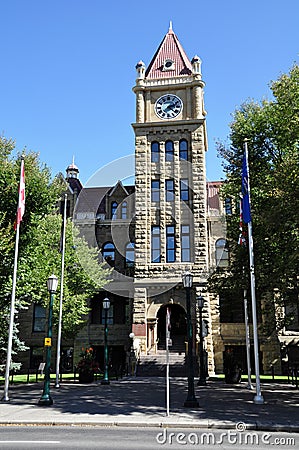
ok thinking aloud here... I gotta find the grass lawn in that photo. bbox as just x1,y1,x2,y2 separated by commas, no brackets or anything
0,372,86,385
211,374,293,383
0,371,123,385
0,372,295,385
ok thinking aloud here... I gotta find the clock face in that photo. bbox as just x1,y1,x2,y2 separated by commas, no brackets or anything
155,94,183,119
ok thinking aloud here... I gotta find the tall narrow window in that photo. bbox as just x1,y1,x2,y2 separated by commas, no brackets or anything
165,140,174,161
33,304,46,332
151,226,161,263
216,239,229,267
151,180,160,202
165,179,174,201
179,139,188,160
125,242,135,267
111,201,118,219
166,225,176,262
151,141,160,162
102,242,115,266
180,179,189,201
121,201,127,219
181,225,191,262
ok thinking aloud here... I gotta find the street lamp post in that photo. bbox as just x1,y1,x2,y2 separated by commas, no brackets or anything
38,274,58,406
182,272,199,408
101,297,110,385
197,294,207,386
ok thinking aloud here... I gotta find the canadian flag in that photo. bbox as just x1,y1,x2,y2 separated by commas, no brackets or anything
14,158,25,230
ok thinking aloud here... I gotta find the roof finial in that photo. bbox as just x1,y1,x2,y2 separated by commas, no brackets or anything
169,21,173,32
72,155,75,165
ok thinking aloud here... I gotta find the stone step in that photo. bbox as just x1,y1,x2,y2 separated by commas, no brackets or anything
158,341,186,352
141,357,185,365
137,351,189,377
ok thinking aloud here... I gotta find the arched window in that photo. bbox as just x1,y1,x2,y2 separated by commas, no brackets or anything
165,140,174,162
102,242,115,266
179,139,188,160
151,141,160,163
111,201,118,219
121,201,127,219
216,239,229,267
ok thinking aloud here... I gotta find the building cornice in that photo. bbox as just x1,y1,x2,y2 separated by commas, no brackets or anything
133,76,205,92
132,118,205,130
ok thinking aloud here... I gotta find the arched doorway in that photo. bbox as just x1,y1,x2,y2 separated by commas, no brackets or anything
157,304,186,352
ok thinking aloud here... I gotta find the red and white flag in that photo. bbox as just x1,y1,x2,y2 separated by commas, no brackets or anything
14,158,25,230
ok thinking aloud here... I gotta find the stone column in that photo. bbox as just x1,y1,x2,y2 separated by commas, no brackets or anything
193,85,202,119
136,89,145,123
132,287,147,354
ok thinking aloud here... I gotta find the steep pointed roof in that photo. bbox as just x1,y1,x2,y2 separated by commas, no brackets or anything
145,25,192,79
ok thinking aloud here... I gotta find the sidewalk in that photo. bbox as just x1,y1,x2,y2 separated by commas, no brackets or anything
0,377,298,431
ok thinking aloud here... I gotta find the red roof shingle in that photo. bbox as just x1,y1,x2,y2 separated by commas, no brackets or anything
145,27,192,79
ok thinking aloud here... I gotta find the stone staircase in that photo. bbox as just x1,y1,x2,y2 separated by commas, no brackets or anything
137,349,187,377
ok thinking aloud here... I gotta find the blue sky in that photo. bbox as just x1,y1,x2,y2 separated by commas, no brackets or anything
1,0,298,185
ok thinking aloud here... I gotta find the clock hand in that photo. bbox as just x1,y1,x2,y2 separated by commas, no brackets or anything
165,103,175,112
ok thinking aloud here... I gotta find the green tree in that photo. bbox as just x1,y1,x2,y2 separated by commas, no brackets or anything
210,65,299,332
0,137,63,238
0,136,64,370
17,214,110,337
0,137,109,369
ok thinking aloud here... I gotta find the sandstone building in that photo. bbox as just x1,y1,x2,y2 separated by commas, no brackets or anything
17,26,299,377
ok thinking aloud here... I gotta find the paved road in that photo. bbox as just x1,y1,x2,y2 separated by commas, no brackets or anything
0,426,297,449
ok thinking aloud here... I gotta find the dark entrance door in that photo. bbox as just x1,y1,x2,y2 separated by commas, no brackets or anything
157,304,186,352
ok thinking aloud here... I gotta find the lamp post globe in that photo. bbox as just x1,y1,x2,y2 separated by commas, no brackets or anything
182,271,193,289
101,297,110,385
182,272,199,408
46,274,58,293
103,297,110,311
38,275,58,406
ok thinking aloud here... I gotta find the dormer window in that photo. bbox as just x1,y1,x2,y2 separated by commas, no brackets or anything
162,59,175,72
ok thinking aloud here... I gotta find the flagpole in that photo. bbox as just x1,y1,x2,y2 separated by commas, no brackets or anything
2,157,25,402
55,193,67,388
166,307,170,416
243,287,253,390
244,139,264,404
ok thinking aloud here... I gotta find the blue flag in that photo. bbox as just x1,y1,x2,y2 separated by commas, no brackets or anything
241,153,252,223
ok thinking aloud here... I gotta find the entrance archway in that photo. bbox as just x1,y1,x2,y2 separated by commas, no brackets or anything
157,304,186,352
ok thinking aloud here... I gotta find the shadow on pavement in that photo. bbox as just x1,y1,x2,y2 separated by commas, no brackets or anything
2,377,299,427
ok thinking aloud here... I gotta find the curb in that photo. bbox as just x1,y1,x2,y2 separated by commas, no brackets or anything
0,421,298,432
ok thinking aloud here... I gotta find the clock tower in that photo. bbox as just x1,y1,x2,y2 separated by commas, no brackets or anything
131,24,211,366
